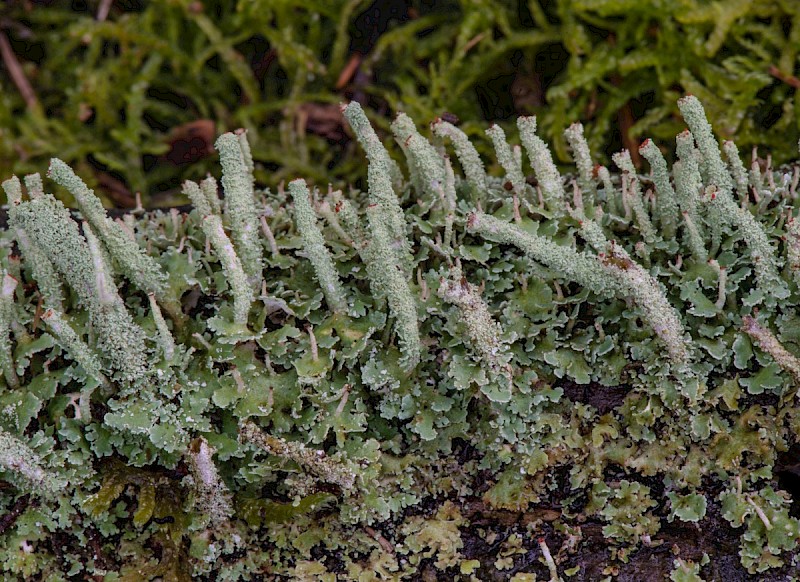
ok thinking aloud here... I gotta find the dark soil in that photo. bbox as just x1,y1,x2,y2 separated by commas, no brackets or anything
372,469,800,582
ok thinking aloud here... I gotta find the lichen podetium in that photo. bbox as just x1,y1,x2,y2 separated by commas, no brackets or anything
0,98,799,579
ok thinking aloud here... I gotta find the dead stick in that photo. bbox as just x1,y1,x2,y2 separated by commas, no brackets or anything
769,65,800,90
0,30,39,111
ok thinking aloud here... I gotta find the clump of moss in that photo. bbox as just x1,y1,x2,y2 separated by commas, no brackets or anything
1,1,799,207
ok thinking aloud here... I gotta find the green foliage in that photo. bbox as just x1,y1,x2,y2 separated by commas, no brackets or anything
237,492,336,528
666,491,707,523
670,555,708,582
2,96,800,579
592,480,660,546
719,479,800,573
1,0,799,207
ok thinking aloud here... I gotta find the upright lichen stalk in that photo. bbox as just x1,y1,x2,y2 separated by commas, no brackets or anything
215,131,264,292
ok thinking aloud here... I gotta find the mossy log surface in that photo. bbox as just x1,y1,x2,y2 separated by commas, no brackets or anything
1,99,800,579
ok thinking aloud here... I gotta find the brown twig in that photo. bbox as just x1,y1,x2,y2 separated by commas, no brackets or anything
96,0,114,21
768,65,800,90
336,53,362,90
462,32,486,54
363,525,395,554
0,30,39,111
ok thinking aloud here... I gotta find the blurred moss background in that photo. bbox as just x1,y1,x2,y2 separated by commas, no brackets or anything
0,0,798,207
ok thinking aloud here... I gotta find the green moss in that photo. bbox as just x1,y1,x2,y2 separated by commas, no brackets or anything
1,1,799,207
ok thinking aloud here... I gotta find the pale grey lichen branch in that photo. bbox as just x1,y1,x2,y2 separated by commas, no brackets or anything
42,307,108,387
13,193,149,382
342,103,421,368
722,140,751,199
22,172,43,198
82,222,117,307
148,292,176,361
704,184,787,300
681,211,707,263
677,96,734,194
597,165,620,217
439,156,457,250
431,118,487,197
47,159,176,315
0,273,20,389
678,97,786,299
184,179,253,325
391,111,445,203
564,122,596,199
216,132,264,292
599,244,691,367
363,203,421,370
200,175,222,216
466,211,623,297
674,130,703,217
2,176,65,311
469,211,691,368
438,263,513,402
639,139,678,238
42,306,109,419
289,178,349,314
517,116,566,214
485,123,526,197
342,102,413,273
185,179,212,217
574,214,609,253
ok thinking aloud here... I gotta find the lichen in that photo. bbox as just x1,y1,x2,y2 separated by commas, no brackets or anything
0,98,799,579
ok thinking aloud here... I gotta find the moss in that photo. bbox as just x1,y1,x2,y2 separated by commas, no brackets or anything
1,1,799,207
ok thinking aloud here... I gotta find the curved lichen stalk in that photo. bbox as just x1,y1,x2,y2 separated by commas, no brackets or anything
598,244,690,367
289,179,349,314
639,139,679,238
48,159,183,323
431,118,487,197
467,211,691,371
391,112,445,204
341,102,413,272
215,131,264,292
3,175,65,311
517,116,566,214
342,102,421,369
363,203,422,369
485,123,526,197
564,122,596,200
438,263,513,402
183,180,253,325
678,96,788,301
11,192,149,382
